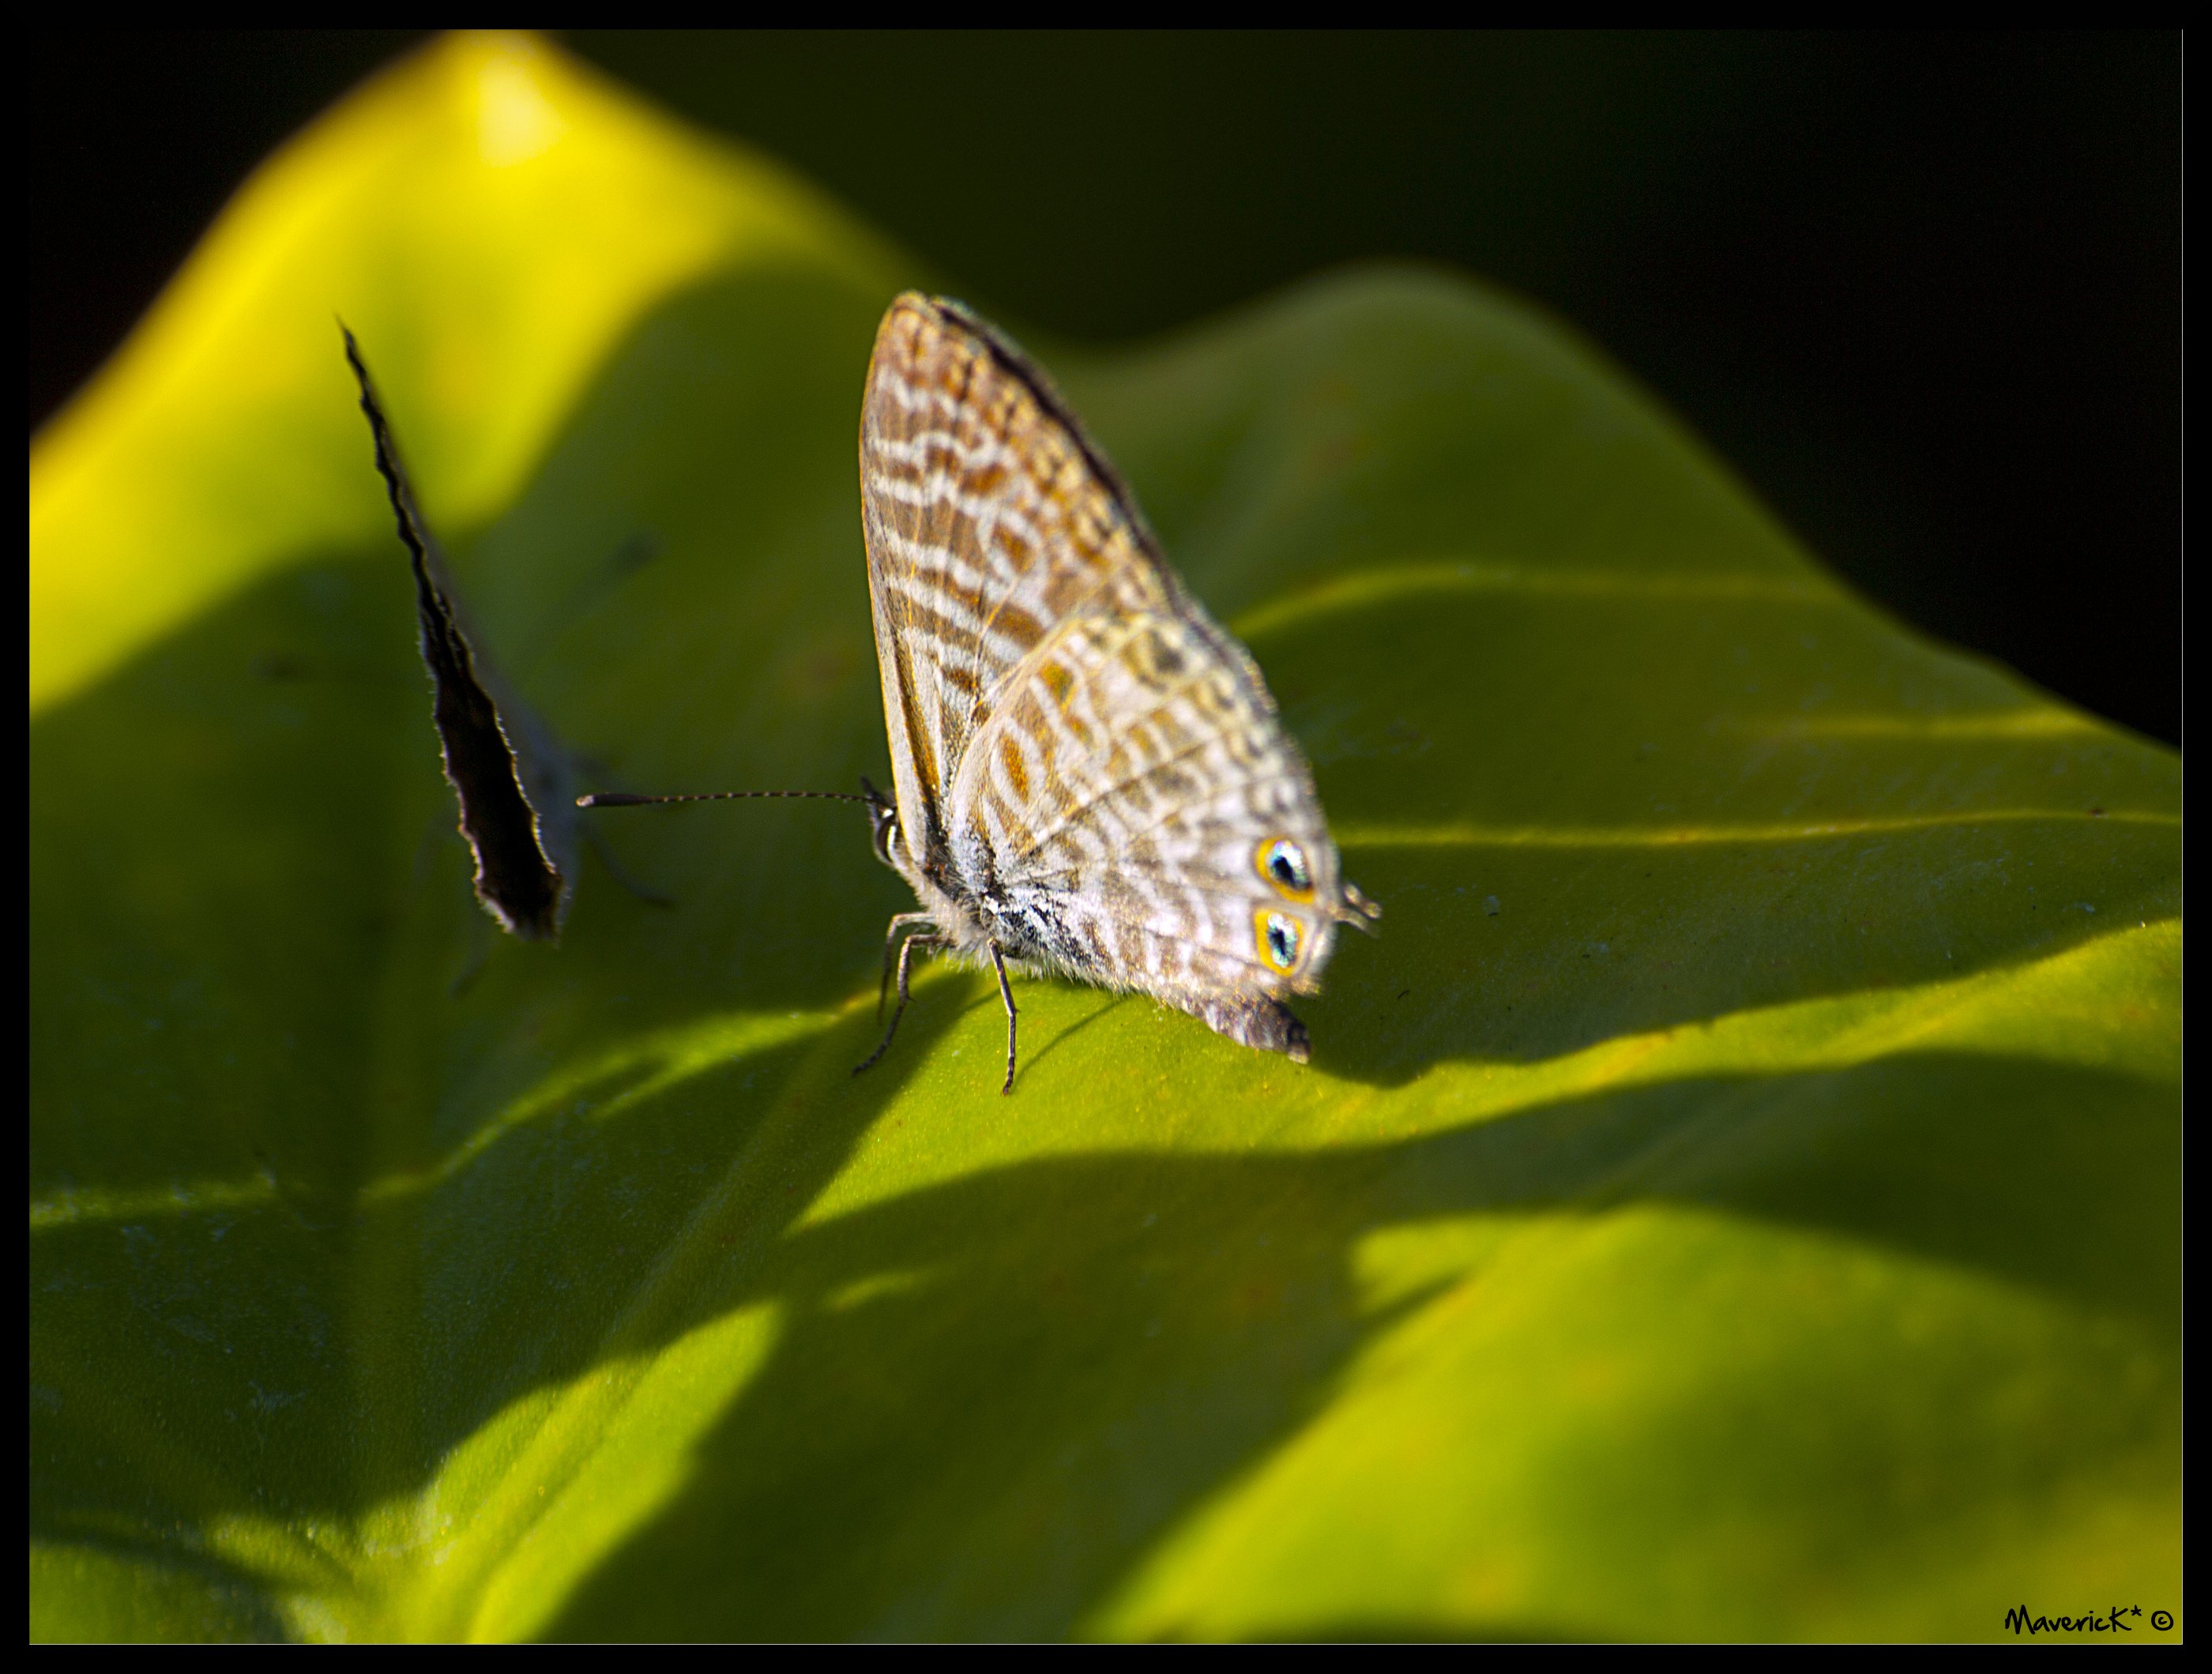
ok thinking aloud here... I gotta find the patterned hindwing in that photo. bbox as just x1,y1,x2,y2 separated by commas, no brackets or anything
859,293,1173,875
947,599,1348,1044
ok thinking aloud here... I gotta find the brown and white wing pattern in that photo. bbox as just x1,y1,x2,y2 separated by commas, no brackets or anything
858,292,1373,1062
951,601,1346,1059
859,295,1173,873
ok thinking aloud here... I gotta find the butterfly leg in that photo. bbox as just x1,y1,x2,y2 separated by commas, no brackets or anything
876,912,937,1021
855,929,942,1076
989,940,1018,1096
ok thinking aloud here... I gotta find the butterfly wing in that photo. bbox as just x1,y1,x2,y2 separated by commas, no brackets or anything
954,600,1347,1058
344,328,574,940
860,294,1360,1059
859,294,1174,875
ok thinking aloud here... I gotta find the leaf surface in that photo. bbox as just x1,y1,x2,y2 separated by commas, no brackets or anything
30,33,2181,1642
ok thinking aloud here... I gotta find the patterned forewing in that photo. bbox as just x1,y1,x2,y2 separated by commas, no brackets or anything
859,295,1171,869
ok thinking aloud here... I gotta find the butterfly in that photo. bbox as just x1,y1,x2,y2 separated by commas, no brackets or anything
587,294,1379,1092
343,325,575,941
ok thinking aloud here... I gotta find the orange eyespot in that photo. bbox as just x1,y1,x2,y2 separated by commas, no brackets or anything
1255,910,1304,973
1254,837,1315,902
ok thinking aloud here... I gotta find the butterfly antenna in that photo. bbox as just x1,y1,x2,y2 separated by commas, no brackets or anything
577,789,871,809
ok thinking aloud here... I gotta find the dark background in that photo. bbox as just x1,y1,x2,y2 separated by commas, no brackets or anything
31,31,2181,746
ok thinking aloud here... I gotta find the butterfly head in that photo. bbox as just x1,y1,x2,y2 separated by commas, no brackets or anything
860,776,903,871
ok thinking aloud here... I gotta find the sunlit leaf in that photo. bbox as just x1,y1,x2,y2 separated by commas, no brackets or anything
30,32,2180,1643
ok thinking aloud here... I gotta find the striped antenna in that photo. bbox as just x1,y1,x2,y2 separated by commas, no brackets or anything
577,789,871,809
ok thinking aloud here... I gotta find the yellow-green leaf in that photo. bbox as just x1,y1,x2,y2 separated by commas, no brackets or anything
30,32,2180,1643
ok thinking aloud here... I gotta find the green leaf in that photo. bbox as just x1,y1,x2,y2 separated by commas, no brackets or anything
32,33,2180,1642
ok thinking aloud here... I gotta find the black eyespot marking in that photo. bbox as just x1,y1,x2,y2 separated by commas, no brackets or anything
1257,909,1304,972
1257,837,1314,901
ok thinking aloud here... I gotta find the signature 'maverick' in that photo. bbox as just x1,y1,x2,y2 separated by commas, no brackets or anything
588,294,1380,1090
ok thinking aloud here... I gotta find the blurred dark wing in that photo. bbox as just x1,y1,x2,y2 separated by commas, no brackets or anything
343,326,571,940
